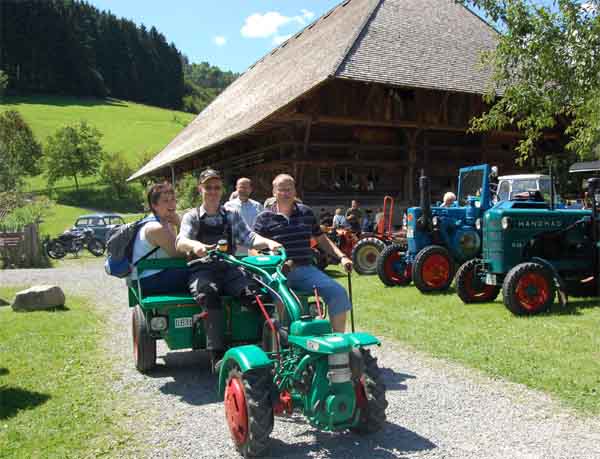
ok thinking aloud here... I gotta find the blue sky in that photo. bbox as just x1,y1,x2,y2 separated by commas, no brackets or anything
87,0,340,73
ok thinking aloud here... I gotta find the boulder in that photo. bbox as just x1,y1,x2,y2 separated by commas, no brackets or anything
12,285,65,311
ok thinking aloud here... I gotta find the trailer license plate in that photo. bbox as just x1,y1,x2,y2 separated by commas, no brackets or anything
485,274,497,286
174,317,192,328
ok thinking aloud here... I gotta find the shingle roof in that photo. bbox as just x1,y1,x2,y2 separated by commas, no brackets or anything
336,0,498,94
130,0,498,180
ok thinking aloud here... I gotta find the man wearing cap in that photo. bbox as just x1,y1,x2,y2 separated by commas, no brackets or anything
176,168,281,370
225,177,263,255
253,174,353,333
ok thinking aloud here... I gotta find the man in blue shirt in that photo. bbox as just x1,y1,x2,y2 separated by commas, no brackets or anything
253,174,353,332
226,177,264,255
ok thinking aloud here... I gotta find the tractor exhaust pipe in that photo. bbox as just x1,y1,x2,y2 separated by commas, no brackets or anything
418,169,431,230
549,165,555,211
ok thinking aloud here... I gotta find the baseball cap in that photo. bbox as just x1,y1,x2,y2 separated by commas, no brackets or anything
199,168,222,184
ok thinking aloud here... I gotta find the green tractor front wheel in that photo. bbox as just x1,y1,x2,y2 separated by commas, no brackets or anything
455,259,500,304
503,262,555,315
132,305,156,373
224,367,274,457
351,349,388,434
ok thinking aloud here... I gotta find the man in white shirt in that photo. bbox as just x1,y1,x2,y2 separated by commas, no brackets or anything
225,177,264,255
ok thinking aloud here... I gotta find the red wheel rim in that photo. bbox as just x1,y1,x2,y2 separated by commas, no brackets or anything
384,251,410,284
515,272,550,312
224,376,248,445
464,267,496,300
420,254,450,289
366,252,377,264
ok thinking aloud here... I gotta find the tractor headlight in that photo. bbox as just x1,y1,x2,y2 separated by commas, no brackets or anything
150,316,168,331
501,216,511,230
432,216,440,227
475,218,482,231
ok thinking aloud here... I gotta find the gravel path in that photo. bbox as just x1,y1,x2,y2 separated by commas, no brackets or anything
2,260,600,459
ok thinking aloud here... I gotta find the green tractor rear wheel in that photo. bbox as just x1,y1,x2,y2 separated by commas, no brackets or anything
351,349,388,434
455,259,500,303
132,305,156,373
412,245,455,293
503,262,555,315
224,367,273,458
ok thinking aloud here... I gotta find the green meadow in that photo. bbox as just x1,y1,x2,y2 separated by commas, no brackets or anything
1,95,194,192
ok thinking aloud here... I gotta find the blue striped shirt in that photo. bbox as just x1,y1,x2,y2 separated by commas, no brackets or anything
254,203,323,263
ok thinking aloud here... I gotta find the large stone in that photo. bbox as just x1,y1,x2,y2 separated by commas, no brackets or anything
12,285,65,311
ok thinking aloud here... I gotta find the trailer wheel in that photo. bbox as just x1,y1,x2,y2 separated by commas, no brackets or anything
412,245,455,292
351,349,388,434
376,243,411,286
352,237,385,275
503,262,555,315
224,367,273,458
132,305,156,373
455,259,500,303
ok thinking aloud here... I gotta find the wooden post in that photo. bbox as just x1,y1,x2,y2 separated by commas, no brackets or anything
408,129,418,202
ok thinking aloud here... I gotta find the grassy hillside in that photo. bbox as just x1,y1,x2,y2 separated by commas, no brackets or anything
1,95,194,191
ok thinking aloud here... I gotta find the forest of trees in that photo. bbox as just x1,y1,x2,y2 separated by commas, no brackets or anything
0,0,237,111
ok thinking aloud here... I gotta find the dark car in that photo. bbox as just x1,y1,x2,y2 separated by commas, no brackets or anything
73,214,125,243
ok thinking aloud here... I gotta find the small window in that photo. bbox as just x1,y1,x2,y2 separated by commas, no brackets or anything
75,218,89,226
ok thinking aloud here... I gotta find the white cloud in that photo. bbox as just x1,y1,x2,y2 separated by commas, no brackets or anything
241,9,316,39
213,35,227,46
272,34,292,45
300,9,315,22
241,12,293,38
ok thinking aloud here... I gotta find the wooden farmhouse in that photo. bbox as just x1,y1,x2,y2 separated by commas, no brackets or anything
130,0,561,209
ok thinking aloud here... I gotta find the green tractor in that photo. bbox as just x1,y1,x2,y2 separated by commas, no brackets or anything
455,171,599,314
128,246,387,457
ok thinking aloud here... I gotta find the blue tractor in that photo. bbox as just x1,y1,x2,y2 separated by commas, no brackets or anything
376,164,496,293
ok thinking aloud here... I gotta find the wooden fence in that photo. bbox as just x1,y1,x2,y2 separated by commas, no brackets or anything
0,224,45,269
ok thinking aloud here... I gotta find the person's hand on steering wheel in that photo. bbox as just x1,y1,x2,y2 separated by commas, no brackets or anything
266,240,283,253
340,255,353,273
192,242,215,258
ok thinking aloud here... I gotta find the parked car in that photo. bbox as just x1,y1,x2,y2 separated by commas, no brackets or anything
72,214,125,243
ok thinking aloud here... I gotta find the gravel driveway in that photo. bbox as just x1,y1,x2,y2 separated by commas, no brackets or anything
2,260,600,459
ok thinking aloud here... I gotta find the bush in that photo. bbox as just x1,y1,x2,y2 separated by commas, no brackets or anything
99,151,134,198
55,184,144,213
175,173,201,211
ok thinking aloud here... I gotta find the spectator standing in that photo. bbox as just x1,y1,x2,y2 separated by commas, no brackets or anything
345,200,363,232
226,177,263,255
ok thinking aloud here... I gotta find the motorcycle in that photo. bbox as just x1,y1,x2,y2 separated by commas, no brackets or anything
44,228,105,259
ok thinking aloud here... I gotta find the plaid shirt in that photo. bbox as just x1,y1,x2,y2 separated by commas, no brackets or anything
177,204,256,248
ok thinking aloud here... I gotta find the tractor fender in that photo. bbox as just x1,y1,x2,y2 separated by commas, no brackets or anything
530,257,568,306
217,345,273,400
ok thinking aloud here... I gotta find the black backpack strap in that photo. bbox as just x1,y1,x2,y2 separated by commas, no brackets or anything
220,208,235,253
132,246,160,266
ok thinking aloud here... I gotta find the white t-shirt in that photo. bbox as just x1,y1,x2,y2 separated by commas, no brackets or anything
130,219,169,280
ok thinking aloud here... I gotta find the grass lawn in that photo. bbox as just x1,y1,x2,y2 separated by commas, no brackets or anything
1,95,194,192
0,286,130,458
330,267,600,415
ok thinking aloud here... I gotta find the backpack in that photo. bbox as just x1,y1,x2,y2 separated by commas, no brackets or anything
104,215,160,278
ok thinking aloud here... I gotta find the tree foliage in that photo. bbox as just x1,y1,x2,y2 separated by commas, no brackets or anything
175,173,201,211
99,151,133,198
462,0,600,160
45,121,104,190
0,110,43,191
182,60,239,113
0,70,8,99
0,0,184,108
